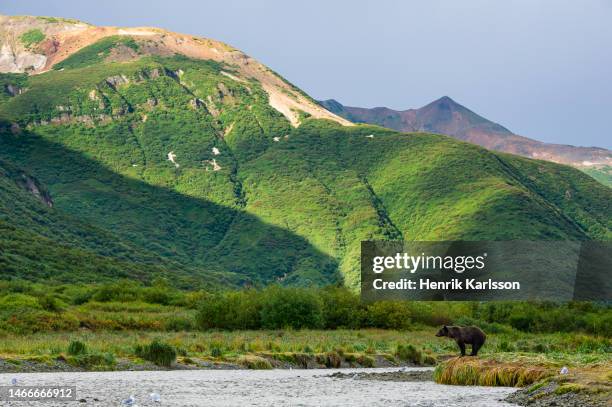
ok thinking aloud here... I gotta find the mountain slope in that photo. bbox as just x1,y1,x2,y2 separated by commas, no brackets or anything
319,98,612,178
0,15,610,288
0,157,190,284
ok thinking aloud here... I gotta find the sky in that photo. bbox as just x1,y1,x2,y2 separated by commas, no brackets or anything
2,0,611,148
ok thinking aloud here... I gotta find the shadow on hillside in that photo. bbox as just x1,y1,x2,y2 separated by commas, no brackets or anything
0,122,340,288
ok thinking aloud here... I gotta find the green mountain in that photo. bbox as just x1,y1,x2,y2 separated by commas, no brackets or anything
0,16,610,288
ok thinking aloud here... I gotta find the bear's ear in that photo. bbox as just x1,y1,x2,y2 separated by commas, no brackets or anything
443,325,447,329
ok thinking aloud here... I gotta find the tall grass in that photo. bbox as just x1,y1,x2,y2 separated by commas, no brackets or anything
433,357,552,387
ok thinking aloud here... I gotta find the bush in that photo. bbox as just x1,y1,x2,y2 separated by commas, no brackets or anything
67,340,87,356
395,343,423,364
67,352,115,368
91,282,139,303
210,344,223,358
259,286,324,330
0,305,79,334
196,290,262,330
164,317,193,331
38,295,65,312
134,340,176,367
0,293,41,310
320,287,364,329
20,29,45,48
366,301,412,330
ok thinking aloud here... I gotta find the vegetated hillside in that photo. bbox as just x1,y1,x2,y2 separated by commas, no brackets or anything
0,16,610,288
0,157,192,285
582,165,612,188
319,98,612,180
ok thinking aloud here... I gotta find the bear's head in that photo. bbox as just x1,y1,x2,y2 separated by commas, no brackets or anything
435,325,450,337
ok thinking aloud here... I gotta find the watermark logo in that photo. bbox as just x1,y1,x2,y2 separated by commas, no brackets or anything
361,241,611,301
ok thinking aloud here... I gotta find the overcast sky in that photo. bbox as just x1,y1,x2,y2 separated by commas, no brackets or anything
2,0,611,148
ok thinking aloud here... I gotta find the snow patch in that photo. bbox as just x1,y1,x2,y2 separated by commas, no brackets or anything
167,151,179,168
366,134,374,138
204,159,222,171
212,147,221,155
273,137,280,142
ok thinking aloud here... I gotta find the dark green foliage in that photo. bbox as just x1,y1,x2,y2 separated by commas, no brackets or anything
320,286,363,329
134,340,176,367
210,344,223,357
259,286,324,329
196,290,262,330
0,282,610,336
67,340,87,355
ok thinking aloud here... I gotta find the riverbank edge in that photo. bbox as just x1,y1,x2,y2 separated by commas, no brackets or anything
505,378,611,407
0,353,430,373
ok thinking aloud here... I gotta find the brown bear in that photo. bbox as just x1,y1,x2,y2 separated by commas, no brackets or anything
435,325,486,356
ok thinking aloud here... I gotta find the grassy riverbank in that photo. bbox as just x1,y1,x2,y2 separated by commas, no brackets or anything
0,329,609,372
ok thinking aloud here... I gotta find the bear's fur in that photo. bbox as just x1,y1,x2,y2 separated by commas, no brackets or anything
435,325,486,356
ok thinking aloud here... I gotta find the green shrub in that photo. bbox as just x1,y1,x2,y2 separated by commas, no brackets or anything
164,317,194,331
320,286,364,329
20,29,45,48
91,282,140,303
0,293,41,309
197,290,262,330
210,344,223,358
259,286,324,330
366,301,412,330
497,340,516,352
134,340,176,367
0,305,79,334
67,352,115,368
67,340,87,356
38,295,65,312
395,343,423,364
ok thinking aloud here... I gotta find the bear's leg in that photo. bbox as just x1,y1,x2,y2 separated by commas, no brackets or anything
458,341,466,356
470,340,482,356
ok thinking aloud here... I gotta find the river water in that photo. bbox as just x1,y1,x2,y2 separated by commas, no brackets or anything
0,368,518,406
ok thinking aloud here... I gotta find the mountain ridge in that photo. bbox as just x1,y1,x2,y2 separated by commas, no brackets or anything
319,97,612,172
